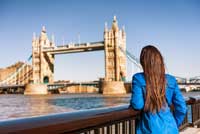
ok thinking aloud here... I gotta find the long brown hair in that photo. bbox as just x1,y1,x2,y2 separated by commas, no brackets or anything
140,45,166,113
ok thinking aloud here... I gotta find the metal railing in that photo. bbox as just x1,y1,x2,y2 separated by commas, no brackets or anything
0,98,200,134
187,97,200,127
0,105,140,134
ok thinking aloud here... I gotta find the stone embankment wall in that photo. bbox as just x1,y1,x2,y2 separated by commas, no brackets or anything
58,86,99,94
57,83,132,94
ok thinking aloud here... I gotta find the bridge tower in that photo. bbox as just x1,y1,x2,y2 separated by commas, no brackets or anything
102,16,127,94
104,16,127,81
32,26,55,84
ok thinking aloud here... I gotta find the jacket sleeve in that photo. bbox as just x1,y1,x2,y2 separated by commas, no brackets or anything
130,75,144,110
172,80,187,127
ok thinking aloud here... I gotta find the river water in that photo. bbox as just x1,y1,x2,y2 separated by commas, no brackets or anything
0,92,198,121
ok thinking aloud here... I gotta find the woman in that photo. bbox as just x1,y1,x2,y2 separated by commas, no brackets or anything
130,45,187,134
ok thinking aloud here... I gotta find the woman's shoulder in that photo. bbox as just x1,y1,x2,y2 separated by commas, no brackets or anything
132,72,145,80
132,72,146,86
133,73,176,80
165,74,176,80
165,74,177,88
133,72,144,78
132,73,177,87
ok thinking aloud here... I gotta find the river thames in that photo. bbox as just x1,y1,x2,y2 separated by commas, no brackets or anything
0,92,198,121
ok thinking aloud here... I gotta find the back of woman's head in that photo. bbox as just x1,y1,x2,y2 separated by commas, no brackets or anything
140,45,166,113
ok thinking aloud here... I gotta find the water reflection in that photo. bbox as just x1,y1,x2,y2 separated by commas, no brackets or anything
0,94,130,120
0,92,198,121
48,96,129,110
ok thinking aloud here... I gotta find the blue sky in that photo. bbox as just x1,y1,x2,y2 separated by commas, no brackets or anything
0,0,200,81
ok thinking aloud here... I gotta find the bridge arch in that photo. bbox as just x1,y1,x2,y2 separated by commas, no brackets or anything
43,76,49,84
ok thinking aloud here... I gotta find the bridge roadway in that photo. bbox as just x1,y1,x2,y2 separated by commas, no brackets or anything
0,84,25,89
0,81,99,93
43,41,104,55
0,82,200,93
0,84,25,94
48,81,99,90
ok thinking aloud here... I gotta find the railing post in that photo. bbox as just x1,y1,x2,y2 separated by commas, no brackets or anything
191,102,195,126
196,102,200,128
188,97,200,128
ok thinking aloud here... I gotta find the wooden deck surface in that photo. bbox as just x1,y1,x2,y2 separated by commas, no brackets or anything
180,127,200,134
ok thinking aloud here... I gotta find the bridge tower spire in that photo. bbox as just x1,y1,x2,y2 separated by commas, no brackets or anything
104,16,127,81
32,26,54,84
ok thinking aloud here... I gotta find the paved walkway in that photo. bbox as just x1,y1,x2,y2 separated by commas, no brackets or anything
180,127,200,134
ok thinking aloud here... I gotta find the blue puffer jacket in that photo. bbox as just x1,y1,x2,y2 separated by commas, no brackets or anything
130,73,187,134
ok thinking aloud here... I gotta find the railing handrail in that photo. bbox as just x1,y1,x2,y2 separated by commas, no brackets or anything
0,104,140,134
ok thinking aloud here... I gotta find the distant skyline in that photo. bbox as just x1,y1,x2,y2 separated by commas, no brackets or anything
0,0,200,81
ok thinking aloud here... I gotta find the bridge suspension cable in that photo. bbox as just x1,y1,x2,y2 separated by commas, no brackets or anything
0,55,32,85
119,46,200,84
118,46,142,71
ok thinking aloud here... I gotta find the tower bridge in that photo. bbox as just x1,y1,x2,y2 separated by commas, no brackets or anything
0,16,128,94
0,16,199,94
31,16,126,86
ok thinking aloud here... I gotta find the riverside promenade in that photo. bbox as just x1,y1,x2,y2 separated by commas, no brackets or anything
181,127,200,134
